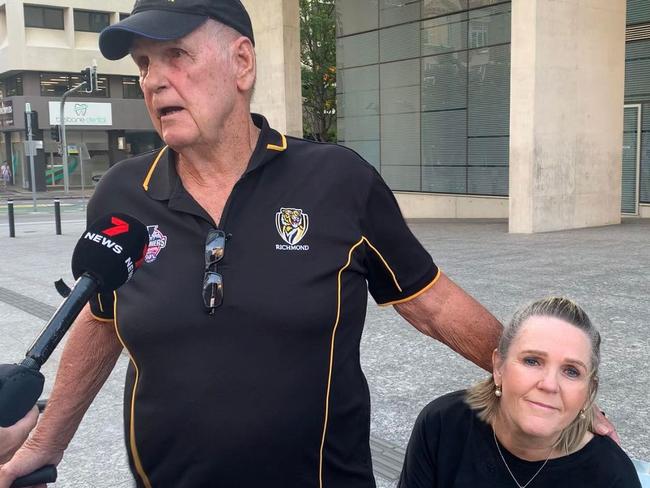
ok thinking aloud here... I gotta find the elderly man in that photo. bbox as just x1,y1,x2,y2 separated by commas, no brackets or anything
0,1,614,487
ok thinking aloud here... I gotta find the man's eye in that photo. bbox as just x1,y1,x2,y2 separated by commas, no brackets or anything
523,357,539,366
171,49,184,58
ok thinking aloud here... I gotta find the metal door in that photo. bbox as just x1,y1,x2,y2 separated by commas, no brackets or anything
622,104,641,215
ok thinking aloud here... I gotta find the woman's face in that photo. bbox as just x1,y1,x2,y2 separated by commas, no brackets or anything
493,316,593,443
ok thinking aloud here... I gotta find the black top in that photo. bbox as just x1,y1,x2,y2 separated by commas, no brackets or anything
399,390,642,488
86,114,439,488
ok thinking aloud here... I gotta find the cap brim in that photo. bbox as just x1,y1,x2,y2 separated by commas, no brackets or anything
99,10,208,60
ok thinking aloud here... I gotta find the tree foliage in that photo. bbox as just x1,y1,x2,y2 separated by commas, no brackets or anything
300,0,336,142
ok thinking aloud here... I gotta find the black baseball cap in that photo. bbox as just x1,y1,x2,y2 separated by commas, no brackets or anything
99,0,255,60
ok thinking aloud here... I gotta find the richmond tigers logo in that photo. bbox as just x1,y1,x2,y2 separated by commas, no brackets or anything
275,208,309,246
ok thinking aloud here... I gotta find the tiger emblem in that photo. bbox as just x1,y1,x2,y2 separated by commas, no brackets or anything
275,208,309,245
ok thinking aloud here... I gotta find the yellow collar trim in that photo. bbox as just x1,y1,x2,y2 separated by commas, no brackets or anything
142,146,169,191
266,133,287,152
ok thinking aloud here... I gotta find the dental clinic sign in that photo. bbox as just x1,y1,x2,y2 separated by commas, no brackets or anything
48,101,112,126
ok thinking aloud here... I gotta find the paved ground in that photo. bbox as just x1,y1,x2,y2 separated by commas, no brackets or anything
0,197,648,487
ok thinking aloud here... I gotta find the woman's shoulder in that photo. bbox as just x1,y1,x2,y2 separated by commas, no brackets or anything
552,435,641,487
588,436,642,485
416,390,476,428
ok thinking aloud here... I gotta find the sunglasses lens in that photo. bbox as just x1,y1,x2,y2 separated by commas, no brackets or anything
203,271,223,310
205,230,226,266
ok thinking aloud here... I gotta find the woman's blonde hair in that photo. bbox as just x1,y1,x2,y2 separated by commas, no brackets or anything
465,297,601,454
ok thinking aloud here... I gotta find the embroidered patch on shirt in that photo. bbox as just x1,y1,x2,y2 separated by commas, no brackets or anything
145,225,168,263
275,208,310,251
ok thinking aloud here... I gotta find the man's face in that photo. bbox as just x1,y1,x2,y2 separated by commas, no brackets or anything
130,22,237,150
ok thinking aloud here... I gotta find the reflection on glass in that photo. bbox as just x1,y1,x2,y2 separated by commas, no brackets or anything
421,12,467,56
422,0,467,18
421,52,467,111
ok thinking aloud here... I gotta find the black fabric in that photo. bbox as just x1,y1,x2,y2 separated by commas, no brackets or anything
99,0,254,60
86,114,438,487
399,390,642,488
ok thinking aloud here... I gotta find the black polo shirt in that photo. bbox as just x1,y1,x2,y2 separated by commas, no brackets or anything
87,114,439,488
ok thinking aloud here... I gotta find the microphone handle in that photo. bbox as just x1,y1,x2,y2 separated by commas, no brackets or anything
22,273,98,370
10,465,57,488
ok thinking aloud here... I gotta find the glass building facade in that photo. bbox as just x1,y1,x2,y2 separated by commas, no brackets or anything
625,0,650,205
336,0,512,196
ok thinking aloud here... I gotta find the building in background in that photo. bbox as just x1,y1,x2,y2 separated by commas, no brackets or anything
336,0,649,230
0,0,302,192
0,0,158,191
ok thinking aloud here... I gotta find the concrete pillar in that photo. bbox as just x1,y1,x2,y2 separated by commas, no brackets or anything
509,0,626,233
243,0,303,137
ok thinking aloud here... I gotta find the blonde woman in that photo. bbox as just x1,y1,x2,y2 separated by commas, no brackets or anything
399,297,640,487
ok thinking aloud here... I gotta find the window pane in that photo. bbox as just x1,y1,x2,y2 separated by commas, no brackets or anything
382,165,421,191
422,166,466,193
338,66,379,117
24,6,44,27
381,113,420,166
468,44,510,137
468,136,508,166
625,40,650,102
1,75,23,97
337,32,379,68
380,22,420,63
468,3,511,48
381,59,420,114
40,73,70,96
341,140,380,170
627,0,650,25
75,11,110,33
422,110,466,165
421,12,467,56
339,115,380,141
380,0,420,28
43,7,64,29
336,0,378,36
468,166,508,195
422,0,467,19
122,76,144,99
422,51,467,111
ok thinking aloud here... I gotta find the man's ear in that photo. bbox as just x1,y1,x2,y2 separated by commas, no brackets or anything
232,37,256,93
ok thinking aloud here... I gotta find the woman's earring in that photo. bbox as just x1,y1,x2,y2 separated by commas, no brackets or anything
579,408,586,420
495,384,502,397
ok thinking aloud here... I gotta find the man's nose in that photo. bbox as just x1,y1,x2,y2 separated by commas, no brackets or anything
142,60,168,92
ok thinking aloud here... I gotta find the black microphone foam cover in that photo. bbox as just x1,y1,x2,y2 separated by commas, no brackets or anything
72,213,149,292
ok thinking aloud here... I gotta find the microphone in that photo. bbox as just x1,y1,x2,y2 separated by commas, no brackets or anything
0,214,148,428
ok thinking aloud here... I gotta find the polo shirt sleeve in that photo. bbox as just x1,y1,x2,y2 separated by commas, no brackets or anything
361,169,439,305
85,186,116,323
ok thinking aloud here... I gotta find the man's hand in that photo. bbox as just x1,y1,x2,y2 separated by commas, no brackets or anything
0,437,63,488
593,407,621,445
0,407,38,464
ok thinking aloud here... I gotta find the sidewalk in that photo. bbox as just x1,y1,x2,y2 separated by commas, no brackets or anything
0,217,648,487
0,184,94,201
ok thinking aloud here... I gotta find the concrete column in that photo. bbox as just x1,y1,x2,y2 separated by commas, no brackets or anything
509,0,626,233
243,0,303,137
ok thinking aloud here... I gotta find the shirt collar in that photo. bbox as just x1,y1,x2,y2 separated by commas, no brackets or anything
143,113,287,201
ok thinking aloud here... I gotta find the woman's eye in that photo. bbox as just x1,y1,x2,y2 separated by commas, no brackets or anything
523,357,539,366
564,367,581,378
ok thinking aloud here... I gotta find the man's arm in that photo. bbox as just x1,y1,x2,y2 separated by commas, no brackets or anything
394,272,502,371
0,408,38,464
0,305,123,487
